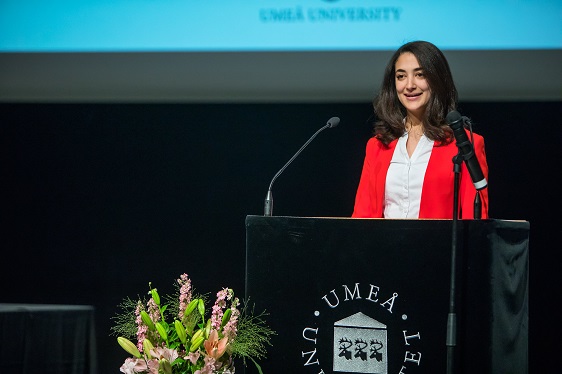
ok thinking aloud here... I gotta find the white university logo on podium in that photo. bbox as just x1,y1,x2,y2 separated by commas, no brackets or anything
299,282,422,373
333,312,388,374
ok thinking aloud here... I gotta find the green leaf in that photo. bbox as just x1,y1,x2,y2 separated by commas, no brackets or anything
250,356,264,374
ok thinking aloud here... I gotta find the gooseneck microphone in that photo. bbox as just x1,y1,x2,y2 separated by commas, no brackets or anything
263,116,340,216
445,111,487,190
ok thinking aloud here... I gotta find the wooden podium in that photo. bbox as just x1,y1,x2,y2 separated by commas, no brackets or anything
245,216,529,374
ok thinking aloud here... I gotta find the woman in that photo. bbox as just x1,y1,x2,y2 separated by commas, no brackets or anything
352,40,489,219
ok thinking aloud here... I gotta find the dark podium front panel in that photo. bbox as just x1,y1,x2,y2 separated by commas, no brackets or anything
245,216,529,374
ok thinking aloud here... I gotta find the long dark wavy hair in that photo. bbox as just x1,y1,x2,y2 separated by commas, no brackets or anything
372,40,457,146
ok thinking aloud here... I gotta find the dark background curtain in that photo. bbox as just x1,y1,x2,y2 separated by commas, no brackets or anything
1,101,559,373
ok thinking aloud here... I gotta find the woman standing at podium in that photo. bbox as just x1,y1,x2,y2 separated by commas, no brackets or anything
352,40,489,219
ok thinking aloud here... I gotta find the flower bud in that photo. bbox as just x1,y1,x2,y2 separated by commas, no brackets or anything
221,308,232,328
197,298,205,318
140,310,155,331
151,288,161,306
175,320,187,344
191,328,204,342
156,321,168,342
117,337,142,358
184,299,199,316
142,338,154,359
189,336,205,352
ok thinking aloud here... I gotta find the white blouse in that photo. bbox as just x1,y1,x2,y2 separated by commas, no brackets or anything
384,132,434,218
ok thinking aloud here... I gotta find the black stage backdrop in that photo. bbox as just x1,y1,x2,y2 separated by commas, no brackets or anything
1,101,560,373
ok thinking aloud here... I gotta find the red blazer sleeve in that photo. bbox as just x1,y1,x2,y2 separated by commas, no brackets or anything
418,132,489,219
352,138,396,218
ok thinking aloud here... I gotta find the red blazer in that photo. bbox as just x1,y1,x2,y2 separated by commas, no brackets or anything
352,133,489,219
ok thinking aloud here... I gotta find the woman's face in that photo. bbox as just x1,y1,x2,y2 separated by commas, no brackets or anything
394,52,431,117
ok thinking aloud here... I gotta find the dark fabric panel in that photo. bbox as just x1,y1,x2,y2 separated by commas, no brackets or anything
490,221,529,373
0,304,98,374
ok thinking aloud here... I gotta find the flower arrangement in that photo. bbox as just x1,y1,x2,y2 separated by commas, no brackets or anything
111,273,275,374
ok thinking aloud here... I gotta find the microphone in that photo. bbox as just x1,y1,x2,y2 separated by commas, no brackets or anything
263,116,340,216
446,111,487,190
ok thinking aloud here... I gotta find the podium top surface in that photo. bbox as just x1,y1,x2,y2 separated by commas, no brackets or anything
246,215,530,230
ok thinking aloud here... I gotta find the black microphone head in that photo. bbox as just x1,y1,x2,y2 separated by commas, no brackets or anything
327,116,340,128
446,110,463,128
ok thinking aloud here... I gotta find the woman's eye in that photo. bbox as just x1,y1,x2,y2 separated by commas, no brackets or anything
396,74,405,80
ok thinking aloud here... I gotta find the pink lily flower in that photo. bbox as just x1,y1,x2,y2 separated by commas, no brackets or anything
150,347,179,363
120,357,159,374
204,330,229,359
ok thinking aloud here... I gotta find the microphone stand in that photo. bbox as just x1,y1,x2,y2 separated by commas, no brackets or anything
263,126,327,216
446,111,487,373
264,117,340,216
446,152,463,374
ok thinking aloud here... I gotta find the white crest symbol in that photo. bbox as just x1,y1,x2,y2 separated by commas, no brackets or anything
333,312,388,374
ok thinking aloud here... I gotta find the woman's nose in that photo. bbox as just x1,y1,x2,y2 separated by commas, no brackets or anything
405,77,417,89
